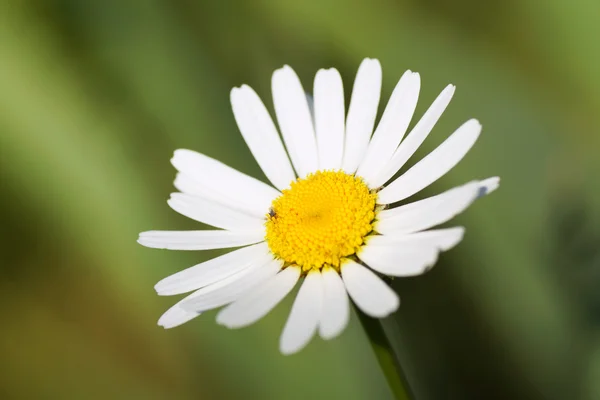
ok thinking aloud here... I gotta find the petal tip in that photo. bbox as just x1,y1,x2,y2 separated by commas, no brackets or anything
172,148,192,157
272,65,295,85
385,293,401,316
360,58,382,72
216,318,236,330
215,311,230,327
470,118,482,129
230,87,242,100
279,346,299,356
275,64,293,75
319,327,345,341
279,338,306,356
477,176,500,197
154,279,174,296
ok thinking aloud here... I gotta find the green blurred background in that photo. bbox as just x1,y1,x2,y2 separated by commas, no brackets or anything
1,0,600,399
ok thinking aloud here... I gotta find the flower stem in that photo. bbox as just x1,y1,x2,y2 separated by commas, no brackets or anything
357,309,414,400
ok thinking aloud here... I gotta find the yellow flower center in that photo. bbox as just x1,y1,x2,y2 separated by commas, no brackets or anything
265,170,377,272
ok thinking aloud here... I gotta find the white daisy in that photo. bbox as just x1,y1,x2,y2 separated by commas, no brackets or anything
138,58,499,355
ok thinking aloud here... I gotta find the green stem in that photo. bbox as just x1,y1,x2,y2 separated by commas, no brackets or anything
357,309,414,400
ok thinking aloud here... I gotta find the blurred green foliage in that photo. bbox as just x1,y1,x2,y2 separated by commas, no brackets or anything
1,0,599,399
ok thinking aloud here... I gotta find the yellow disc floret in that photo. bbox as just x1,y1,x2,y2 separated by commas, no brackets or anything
265,170,377,272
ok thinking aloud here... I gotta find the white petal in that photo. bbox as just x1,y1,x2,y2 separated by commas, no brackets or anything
173,173,205,196
279,270,323,355
359,241,439,277
180,258,282,313
318,267,350,340
159,259,277,329
138,230,264,251
377,119,481,204
342,58,382,174
314,68,345,170
357,71,421,186
366,227,465,252
371,84,455,188
168,193,265,231
173,173,268,219
173,173,265,219
375,181,480,235
216,266,301,329
154,242,271,296
272,66,319,177
230,85,296,191
171,149,280,214
341,260,399,318
158,293,202,329
477,176,500,198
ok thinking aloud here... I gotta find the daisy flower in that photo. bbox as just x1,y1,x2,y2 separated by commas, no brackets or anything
138,58,499,355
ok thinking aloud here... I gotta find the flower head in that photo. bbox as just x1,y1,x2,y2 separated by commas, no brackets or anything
138,58,499,355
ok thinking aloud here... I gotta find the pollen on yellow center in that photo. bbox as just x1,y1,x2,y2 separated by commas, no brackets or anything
265,170,377,272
